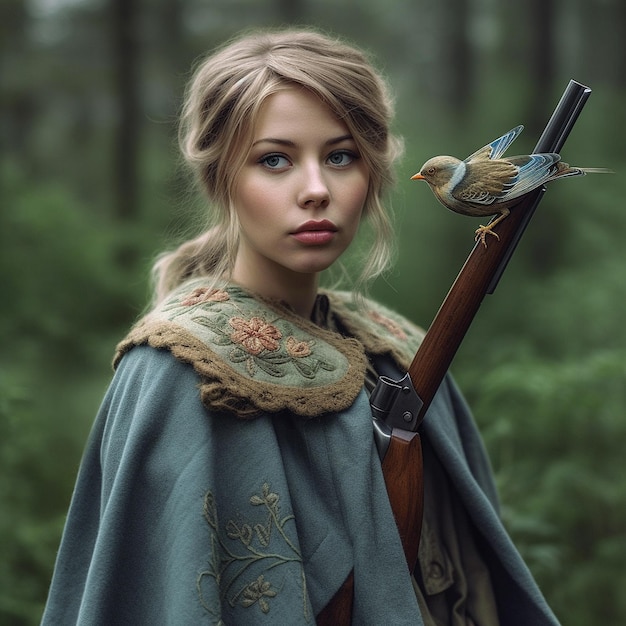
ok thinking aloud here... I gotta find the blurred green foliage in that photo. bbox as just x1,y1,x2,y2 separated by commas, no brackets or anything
1,0,625,624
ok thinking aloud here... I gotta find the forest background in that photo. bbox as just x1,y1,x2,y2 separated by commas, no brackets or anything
1,0,625,624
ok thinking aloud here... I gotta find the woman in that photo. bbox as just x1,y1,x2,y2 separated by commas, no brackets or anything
42,29,560,625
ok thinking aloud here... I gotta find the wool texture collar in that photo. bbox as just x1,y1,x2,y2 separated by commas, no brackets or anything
114,279,424,419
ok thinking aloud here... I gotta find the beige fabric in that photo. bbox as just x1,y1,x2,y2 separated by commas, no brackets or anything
413,442,500,626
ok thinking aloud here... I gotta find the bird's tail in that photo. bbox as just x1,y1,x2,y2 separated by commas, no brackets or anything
554,162,614,178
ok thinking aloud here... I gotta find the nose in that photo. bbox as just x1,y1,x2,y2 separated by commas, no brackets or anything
297,163,330,209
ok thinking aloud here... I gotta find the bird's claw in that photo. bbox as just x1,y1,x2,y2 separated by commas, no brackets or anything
475,225,500,248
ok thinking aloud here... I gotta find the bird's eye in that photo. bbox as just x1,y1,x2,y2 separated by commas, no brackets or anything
427,167,436,175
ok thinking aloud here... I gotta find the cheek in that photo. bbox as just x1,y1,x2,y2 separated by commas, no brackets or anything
233,177,275,225
345,174,370,221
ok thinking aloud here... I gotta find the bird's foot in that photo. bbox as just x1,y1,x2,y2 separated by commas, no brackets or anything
475,224,500,248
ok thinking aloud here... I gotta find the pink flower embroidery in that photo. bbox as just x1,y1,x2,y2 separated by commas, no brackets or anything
286,336,312,358
368,310,408,341
181,287,230,306
229,317,282,355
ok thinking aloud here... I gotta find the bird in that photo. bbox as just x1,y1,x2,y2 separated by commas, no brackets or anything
411,125,611,247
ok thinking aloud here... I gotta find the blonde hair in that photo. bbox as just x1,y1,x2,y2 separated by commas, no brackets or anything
152,28,403,303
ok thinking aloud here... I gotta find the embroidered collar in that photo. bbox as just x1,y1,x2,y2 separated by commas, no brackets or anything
114,279,424,419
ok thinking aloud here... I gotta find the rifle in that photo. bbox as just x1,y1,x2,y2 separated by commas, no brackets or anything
317,79,592,624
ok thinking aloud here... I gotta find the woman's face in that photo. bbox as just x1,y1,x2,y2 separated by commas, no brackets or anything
231,86,370,300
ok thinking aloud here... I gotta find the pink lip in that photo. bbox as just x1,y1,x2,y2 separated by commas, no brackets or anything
293,220,338,234
291,220,338,245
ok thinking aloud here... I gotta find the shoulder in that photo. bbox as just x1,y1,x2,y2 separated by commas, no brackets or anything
324,290,425,371
103,344,210,447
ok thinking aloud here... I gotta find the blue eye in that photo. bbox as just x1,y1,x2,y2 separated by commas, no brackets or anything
260,153,290,169
327,151,356,167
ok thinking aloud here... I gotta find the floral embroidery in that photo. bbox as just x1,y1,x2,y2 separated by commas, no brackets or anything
368,310,408,341
286,336,312,358
241,575,277,613
181,287,230,307
132,282,367,419
163,288,337,381
229,317,282,355
197,484,310,622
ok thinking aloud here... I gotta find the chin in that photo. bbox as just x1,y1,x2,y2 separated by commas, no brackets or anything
292,258,339,275
291,248,346,274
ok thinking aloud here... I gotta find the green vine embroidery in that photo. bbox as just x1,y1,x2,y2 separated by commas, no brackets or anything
164,286,337,381
197,483,310,622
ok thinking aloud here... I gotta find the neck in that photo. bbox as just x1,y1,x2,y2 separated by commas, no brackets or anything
231,260,319,320
279,275,319,319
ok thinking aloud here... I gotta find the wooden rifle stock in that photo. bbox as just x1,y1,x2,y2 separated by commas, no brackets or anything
318,80,591,624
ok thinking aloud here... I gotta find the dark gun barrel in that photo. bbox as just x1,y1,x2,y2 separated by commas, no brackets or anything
487,80,592,294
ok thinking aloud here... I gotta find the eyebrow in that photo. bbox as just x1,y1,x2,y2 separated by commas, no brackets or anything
252,134,355,148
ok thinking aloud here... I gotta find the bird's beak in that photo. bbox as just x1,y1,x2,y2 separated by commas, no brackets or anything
411,172,425,180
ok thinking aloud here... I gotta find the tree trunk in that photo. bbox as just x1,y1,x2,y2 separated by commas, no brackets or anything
527,0,556,137
111,0,140,221
446,0,473,116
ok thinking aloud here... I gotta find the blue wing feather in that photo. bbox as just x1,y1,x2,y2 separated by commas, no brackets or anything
465,125,524,162
499,153,561,200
